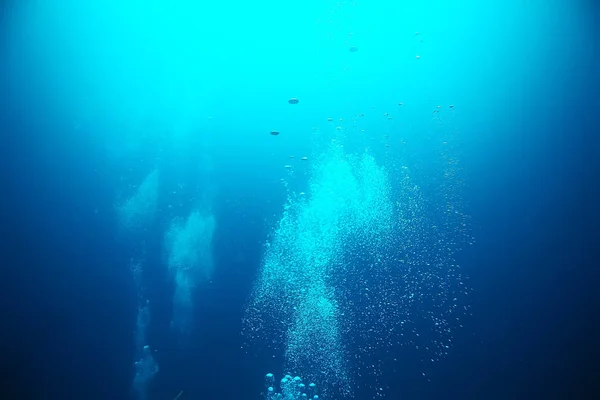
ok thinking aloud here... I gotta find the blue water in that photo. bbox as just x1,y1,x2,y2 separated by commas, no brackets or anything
1,1,598,399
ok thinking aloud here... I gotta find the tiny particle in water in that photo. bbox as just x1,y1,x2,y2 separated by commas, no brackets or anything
270,130,280,136
349,46,358,52
288,98,299,104
398,102,403,106
284,165,292,169
301,156,308,161
449,104,454,108
415,55,421,59
289,155,294,159
415,31,419,35
327,117,333,121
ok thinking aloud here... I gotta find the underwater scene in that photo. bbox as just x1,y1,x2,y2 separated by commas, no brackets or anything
1,0,598,399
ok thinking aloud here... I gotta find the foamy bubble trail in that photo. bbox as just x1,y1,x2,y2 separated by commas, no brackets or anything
117,171,161,399
246,127,470,397
116,169,159,232
131,259,156,400
246,140,395,397
132,343,159,400
165,210,215,340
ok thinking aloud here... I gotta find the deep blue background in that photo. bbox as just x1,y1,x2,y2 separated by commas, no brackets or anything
1,1,599,399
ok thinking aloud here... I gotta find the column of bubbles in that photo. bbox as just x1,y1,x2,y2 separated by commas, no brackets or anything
116,169,160,400
245,140,394,397
247,111,471,398
164,210,216,342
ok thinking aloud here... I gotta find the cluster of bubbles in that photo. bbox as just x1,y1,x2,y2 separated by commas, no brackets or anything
116,169,160,232
244,139,395,397
116,170,162,400
112,115,220,396
339,162,470,383
132,344,159,400
246,104,471,397
264,373,319,400
164,210,216,337
130,257,145,302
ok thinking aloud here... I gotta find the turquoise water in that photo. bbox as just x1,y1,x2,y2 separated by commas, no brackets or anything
1,1,598,399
